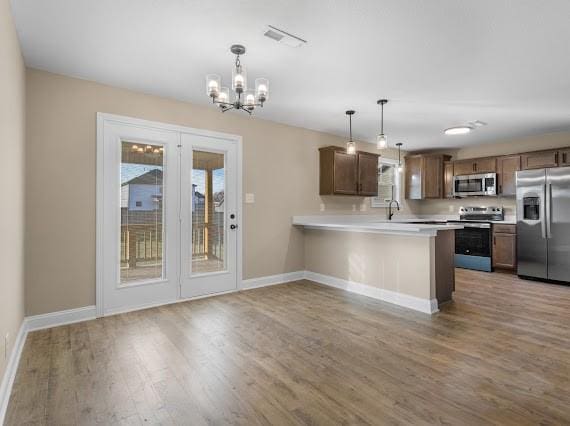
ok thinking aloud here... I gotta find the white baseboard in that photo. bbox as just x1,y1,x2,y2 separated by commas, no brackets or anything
0,321,26,425
241,271,305,290
25,305,97,332
303,271,439,314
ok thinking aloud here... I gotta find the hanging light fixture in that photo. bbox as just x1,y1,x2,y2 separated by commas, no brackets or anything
206,44,269,115
346,110,356,155
376,99,389,149
396,142,403,172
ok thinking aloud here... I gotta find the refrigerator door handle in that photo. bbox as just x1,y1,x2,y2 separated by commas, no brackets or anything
541,184,547,239
546,182,552,239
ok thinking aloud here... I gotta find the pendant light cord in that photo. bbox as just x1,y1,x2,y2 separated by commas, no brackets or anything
380,103,384,135
349,114,353,142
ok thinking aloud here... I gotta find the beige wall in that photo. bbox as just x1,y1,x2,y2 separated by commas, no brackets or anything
0,0,25,381
25,68,413,316
416,131,570,216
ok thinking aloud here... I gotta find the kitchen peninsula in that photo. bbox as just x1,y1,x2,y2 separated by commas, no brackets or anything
293,216,463,314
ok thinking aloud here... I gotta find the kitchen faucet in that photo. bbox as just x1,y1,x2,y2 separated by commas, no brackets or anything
387,199,400,221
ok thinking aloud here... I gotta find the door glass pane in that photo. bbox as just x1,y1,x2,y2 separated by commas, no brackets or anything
120,142,164,283
191,150,225,274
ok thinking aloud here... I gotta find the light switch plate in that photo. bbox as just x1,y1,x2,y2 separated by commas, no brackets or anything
245,193,255,204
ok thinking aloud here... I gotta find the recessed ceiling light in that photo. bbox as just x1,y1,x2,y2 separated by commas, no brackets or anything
444,126,473,135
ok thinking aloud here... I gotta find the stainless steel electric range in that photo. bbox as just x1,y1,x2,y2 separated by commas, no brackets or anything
449,206,504,272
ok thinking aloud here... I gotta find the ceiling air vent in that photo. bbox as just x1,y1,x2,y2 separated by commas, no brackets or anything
263,25,307,48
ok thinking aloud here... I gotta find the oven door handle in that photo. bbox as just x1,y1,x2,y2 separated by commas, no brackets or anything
460,223,491,229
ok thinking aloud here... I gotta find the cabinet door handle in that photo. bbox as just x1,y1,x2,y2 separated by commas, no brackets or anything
493,236,496,245
564,153,567,164
555,152,559,164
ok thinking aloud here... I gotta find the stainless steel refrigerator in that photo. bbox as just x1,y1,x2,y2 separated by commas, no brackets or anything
516,166,570,282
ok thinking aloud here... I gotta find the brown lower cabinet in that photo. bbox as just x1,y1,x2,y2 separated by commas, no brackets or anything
492,224,517,270
319,146,380,196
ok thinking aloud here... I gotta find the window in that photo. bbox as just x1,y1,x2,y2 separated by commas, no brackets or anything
371,157,401,208
120,141,165,284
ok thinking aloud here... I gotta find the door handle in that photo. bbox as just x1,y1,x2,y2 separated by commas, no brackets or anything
541,184,547,239
546,183,552,239
230,224,237,230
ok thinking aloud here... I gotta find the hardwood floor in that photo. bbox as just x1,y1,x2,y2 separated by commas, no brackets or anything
6,269,570,425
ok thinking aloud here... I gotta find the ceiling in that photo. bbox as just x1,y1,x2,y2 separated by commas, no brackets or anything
12,0,570,150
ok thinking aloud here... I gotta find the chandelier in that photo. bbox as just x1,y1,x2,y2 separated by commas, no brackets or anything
206,44,269,115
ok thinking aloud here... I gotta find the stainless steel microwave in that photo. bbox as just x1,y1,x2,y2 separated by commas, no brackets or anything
453,173,497,197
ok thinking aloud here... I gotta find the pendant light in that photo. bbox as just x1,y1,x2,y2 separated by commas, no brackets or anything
345,110,356,155
396,142,403,172
376,99,388,149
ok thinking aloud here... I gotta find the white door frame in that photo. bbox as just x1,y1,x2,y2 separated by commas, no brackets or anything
96,113,243,317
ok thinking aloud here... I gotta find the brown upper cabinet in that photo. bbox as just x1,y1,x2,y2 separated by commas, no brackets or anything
443,161,454,198
407,146,570,200
319,146,379,196
497,155,521,196
453,157,496,175
405,153,451,200
452,160,474,176
474,157,497,173
521,150,559,170
559,149,570,167
357,152,381,196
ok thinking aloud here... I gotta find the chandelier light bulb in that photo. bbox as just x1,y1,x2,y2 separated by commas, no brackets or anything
206,74,221,98
255,78,269,104
244,90,255,106
346,141,356,155
234,74,244,88
218,87,229,104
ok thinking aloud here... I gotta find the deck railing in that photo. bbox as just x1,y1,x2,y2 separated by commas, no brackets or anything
120,222,223,267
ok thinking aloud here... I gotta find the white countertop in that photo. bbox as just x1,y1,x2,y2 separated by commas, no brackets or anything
292,215,464,237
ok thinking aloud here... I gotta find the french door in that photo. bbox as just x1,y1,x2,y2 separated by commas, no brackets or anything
98,114,240,315
180,134,238,298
